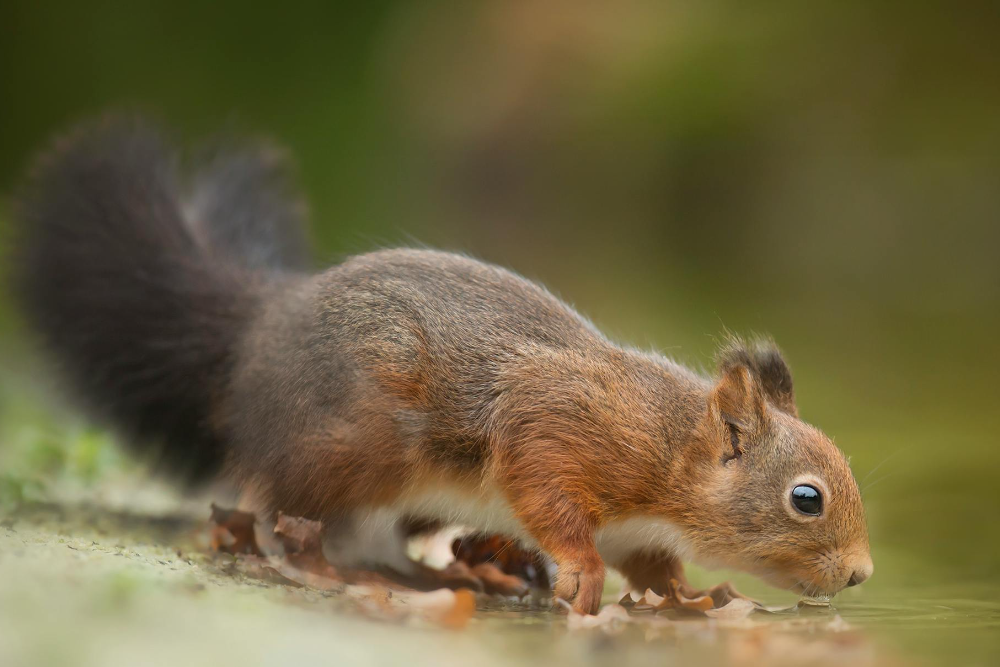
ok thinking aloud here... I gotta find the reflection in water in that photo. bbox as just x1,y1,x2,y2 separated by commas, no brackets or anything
473,590,1000,667
480,602,884,667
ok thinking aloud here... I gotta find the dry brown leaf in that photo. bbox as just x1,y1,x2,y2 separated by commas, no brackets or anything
268,514,369,590
630,587,667,612
704,581,756,608
674,591,715,613
273,512,340,577
399,588,478,629
207,505,482,628
618,592,637,610
642,588,666,607
646,579,753,615
671,579,717,612
439,589,477,629
209,504,262,556
705,597,757,620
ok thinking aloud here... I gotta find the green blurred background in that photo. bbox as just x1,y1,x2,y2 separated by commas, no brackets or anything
1,0,998,662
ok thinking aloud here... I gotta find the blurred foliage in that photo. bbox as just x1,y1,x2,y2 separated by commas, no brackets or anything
0,372,130,511
1,0,998,598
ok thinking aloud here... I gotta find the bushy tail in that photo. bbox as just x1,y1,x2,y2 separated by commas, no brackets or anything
12,115,309,482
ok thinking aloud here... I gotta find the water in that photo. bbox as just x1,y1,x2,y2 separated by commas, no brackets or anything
465,585,1000,666
837,588,1000,665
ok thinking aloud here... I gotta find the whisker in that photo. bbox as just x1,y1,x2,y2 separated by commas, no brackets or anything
859,447,907,487
862,470,899,495
488,539,517,565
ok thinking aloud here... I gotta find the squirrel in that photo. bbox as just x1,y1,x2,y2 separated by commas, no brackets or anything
11,116,872,614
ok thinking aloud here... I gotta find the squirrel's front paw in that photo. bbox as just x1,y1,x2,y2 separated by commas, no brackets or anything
554,562,605,615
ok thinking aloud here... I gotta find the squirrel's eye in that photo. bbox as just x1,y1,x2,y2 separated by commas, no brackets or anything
790,485,823,516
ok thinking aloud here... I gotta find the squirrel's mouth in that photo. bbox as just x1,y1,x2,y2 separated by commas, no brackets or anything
756,566,850,598
748,545,870,597
789,579,847,598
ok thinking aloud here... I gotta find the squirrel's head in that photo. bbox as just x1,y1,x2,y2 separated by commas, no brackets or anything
682,339,872,597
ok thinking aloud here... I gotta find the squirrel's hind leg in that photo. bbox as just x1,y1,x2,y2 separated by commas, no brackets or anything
322,509,416,575
323,511,483,591
613,549,688,595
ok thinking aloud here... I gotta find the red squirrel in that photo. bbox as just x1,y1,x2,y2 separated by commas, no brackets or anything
12,116,872,614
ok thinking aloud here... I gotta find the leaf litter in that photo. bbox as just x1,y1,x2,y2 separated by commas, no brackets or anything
208,505,882,660
209,505,494,629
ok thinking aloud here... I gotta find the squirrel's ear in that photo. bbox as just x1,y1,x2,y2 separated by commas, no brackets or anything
716,337,798,417
710,364,767,442
751,344,797,417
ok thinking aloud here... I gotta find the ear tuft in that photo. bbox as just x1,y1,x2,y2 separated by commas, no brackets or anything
716,335,797,417
751,343,797,416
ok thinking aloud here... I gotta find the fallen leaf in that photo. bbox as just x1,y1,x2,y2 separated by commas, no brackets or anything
273,512,341,581
704,581,756,608
642,588,666,607
754,604,800,615
209,504,262,556
633,587,667,612
207,505,481,628
618,592,637,610
643,579,755,616
398,587,478,629
674,590,715,613
646,578,712,613
439,589,478,629
706,597,756,620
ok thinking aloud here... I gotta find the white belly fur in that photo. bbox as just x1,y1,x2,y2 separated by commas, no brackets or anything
328,483,697,571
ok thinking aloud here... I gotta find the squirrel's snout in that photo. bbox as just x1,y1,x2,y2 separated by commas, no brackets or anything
845,556,874,587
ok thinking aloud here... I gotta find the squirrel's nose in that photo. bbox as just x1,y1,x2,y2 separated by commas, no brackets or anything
846,556,874,587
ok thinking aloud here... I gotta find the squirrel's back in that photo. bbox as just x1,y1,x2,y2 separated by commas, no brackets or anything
321,248,602,351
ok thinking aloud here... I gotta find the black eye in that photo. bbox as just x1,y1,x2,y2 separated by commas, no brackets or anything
790,485,823,516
